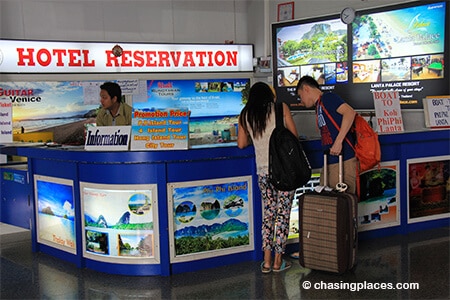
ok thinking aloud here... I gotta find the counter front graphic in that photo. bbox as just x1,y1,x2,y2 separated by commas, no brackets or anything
34,175,76,254
80,182,159,264
168,176,254,263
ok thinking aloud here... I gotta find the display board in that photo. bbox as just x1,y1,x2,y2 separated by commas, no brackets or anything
272,1,448,110
131,108,189,150
1,77,249,147
80,182,159,264
407,156,450,224
34,175,76,254
423,95,450,128
358,161,400,231
168,176,254,263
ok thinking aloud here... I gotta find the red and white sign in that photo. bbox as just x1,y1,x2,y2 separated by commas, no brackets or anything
0,99,13,143
0,40,253,73
373,91,404,133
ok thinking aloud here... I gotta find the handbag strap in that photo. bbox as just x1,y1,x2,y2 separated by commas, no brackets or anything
275,101,284,128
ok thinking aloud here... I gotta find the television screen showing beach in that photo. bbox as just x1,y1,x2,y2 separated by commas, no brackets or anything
82,186,155,258
171,179,251,256
272,1,448,110
352,2,446,60
35,177,76,252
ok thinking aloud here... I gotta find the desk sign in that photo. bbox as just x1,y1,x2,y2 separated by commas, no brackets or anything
131,108,189,150
0,99,13,143
423,96,450,129
84,126,131,151
373,91,404,133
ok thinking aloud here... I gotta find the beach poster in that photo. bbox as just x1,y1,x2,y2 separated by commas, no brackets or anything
2,78,250,147
134,79,250,147
80,182,159,263
407,156,450,223
1,81,99,145
358,162,400,231
168,176,254,262
34,175,76,254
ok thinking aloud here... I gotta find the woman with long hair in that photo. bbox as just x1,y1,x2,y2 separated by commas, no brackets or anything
237,82,298,273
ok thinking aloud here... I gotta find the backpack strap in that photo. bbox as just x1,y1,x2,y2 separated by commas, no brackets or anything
319,99,363,198
275,102,284,128
318,99,355,152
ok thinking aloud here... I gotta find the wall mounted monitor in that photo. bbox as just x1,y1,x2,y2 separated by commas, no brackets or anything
272,1,448,110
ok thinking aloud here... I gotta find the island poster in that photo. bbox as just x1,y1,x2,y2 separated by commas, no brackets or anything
80,182,158,263
168,176,253,262
1,80,139,145
34,175,76,254
407,156,450,223
358,162,400,231
134,79,250,147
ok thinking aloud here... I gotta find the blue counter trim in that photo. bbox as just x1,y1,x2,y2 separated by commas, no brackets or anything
1,144,255,164
170,250,256,275
84,258,162,276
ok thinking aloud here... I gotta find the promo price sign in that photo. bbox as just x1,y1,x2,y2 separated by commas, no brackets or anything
131,108,189,150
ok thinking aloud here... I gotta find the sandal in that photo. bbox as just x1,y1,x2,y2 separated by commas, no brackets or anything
289,252,300,259
261,261,272,274
273,259,291,272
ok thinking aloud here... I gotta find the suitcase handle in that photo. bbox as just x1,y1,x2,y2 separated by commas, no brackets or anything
323,150,348,192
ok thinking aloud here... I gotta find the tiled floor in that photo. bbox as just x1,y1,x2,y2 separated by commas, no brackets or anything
0,222,449,299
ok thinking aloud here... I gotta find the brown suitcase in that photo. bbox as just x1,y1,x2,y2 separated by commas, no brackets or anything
298,153,358,273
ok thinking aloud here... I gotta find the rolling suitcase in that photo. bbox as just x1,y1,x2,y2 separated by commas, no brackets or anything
298,152,358,273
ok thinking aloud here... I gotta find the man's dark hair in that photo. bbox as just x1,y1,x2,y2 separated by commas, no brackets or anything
296,75,320,93
100,82,123,102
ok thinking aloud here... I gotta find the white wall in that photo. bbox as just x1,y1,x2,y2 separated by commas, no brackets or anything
0,0,249,44
1,0,419,47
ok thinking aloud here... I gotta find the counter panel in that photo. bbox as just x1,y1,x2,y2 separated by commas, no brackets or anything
1,130,448,275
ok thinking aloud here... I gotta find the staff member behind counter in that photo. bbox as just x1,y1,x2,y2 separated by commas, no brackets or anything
96,81,132,126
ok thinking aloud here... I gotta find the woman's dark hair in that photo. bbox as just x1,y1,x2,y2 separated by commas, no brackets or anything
100,81,123,103
239,82,274,139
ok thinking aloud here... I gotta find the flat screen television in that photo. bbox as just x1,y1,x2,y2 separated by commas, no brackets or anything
272,1,448,110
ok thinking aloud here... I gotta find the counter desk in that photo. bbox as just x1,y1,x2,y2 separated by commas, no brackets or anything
1,144,261,276
301,129,450,240
1,129,449,276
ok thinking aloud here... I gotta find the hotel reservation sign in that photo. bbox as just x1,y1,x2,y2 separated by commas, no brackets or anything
0,40,253,73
